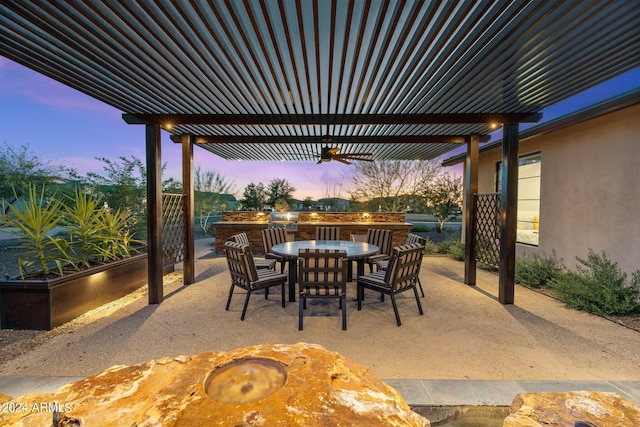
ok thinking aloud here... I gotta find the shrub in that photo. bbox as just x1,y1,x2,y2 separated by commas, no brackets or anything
61,188,106,267
410,223,431,232
437,238,459,254
446,240,465,261
551,249,640,316
515,250,565,288
5,184,64,276
6,184,140,277
422,238,439,255
96,208,139,262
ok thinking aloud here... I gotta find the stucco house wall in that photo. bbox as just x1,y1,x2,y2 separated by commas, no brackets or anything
475,103,640,275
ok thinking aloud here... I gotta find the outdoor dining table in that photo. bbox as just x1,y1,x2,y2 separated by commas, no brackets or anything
271,240,380,302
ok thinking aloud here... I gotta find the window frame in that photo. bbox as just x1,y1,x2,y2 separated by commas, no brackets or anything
495,152,541,246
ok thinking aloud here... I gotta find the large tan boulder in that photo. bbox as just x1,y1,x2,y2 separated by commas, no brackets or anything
0,342,429,426
504,390,640,426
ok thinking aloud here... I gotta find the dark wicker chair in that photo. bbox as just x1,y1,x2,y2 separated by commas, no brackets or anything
315,226,341,240
297,249,348,330
357,243,424,326
364,228,393,272
375,233,426,297
223,241,287,320
261,228,288,273
229,232,276,270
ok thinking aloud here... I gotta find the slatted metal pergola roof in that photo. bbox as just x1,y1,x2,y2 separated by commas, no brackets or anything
2,0,638,162
2,0,639,306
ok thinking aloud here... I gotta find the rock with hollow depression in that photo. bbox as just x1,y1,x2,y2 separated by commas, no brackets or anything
0,342,430,426
504,390,640,426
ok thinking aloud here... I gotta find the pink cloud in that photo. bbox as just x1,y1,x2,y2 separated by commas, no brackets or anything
0,58,114,114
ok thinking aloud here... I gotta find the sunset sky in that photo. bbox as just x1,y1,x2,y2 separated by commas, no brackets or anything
1,57,638,200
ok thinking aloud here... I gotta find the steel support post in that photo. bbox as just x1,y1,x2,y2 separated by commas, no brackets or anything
464,133,479,285
146,125,163,304
182,134,195,285
499,124,519,304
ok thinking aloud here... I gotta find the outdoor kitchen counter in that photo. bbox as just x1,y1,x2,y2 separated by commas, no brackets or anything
212,221,270,255
213,221,411,255
296,222,411,246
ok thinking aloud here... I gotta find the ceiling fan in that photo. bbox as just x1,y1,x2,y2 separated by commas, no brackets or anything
316,146,374,165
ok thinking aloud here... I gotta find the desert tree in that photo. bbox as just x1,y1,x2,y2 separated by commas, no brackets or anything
421,173,463,232
322,178,347,211
84,155,176,238
0,142,74,215
85,156,146,218
301,196,315,211
348,159,440,212
241,182,267,210
194,165,236,234
266,178,296,206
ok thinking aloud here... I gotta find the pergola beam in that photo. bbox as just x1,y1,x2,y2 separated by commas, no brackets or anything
168,134,492,145
124,112,542,126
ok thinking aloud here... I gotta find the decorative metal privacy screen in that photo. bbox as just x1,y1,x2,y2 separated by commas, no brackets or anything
474,193,501,270
162,194,185,267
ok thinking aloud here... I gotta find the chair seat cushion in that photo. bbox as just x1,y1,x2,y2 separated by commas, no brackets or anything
301,286,345,297
254,258,277,270
357,271,392,292
367,253,390,263
265,252,284,261
253,269,287,288
375,260,390,270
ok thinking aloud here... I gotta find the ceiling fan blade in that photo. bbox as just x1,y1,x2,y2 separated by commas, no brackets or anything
327,147,341,155
336,152,372,157
343,156,374,162
334,152,373,159
334,157,352,165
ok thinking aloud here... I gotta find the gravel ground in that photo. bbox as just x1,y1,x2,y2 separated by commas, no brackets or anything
0,237,138,365
1,235,638,371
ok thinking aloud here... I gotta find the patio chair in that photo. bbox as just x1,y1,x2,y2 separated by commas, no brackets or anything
223,241,287,320
315,226,340,240
364,229,393,272
375,233,426,297
228,232,276,270
297,249,348,330
261,228,288,273
357,243,424,326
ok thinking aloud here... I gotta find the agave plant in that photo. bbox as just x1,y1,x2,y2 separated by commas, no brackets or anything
5,184,64,276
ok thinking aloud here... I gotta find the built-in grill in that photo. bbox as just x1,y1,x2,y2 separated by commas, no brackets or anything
268,211,299,230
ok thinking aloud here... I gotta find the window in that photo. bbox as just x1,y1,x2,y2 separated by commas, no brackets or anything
496,152,541,246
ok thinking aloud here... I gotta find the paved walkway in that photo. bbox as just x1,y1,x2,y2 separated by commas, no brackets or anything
2,238,639,409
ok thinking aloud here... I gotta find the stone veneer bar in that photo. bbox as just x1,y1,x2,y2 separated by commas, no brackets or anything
214,211,412,254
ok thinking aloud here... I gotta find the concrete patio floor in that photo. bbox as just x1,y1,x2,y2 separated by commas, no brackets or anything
1,238,639,407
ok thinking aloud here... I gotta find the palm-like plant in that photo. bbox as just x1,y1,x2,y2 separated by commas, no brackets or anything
6,184,63,276
61,189,106,267
96,208,139,262
6,184,142,278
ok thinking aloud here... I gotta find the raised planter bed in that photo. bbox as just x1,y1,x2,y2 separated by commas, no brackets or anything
0,254,167,330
